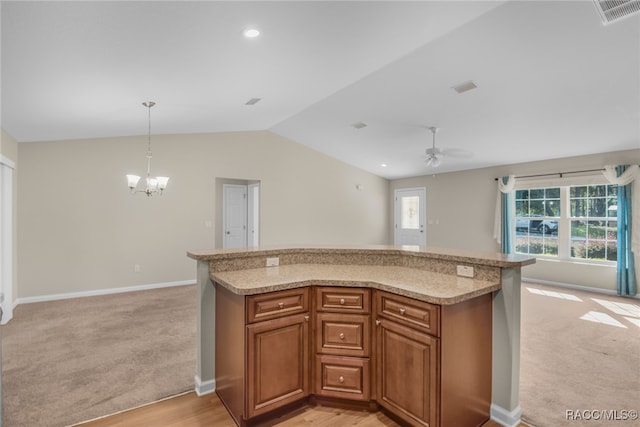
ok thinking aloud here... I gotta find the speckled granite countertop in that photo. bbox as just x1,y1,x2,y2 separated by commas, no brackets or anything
188,245,535,305
187,244,535,268
211,263,502,305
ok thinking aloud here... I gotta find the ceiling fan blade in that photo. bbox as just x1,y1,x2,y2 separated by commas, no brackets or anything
441,148,473,158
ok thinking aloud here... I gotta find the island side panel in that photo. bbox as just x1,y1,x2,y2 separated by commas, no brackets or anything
216,283,246,426
440,293,492,427
195,260,216,395
491,267,522,427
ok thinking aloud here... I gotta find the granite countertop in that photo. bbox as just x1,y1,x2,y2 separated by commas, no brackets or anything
211,263,502,305
187,244,535,268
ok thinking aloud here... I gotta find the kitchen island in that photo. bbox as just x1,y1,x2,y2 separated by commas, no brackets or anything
187,245,535,427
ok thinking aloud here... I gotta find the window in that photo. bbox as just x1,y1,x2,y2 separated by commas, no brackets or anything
514,183,618,263
515,188,560,256
570,184,618,261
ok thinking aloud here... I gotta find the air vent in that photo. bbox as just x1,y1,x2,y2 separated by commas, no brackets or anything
452,80,477,94
593,0,640,24
351,121,367,130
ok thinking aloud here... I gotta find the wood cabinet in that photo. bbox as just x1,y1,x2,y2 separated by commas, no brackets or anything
374,290,492,427
314,287,371,402
375,292,439,426
215,286,311,426
246,312,310,418
216,285,491,427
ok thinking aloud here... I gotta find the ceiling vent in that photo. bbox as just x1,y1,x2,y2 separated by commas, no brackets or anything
593,0,640,24
452,80,477,94
351,121,368,130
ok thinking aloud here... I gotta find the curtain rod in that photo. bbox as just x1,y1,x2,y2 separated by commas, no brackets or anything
494,167,610,181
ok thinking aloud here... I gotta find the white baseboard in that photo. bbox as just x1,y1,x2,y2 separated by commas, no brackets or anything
522,277,640,300
15,280,196,306
194,375,216,396
491,404,522,427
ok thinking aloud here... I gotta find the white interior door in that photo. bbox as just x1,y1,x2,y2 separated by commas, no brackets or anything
223,184,247,249
394,187,426,246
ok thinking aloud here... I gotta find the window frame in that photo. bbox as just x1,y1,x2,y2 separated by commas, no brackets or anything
512,179,617,266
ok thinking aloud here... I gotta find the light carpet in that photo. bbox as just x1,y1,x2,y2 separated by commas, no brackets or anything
1,285,196,427
520,282,640,427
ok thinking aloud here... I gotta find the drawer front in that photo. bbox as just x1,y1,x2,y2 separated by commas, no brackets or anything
316,287,370,313
375,291,440,337
246,288,309,324
316,313,370,357
315,355,370,401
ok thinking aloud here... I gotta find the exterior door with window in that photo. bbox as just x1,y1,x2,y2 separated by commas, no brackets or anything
394,188,426,246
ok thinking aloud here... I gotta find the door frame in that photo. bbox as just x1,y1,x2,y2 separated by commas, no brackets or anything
1,155,14,324
393,187,426,246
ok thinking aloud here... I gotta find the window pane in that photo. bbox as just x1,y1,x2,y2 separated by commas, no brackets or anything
571,186,588,198
587,221,606,239
588,198,607,217
545,188,560,198
571,220,586,238
516,189,529,199
515,200,529,216
546,199,560,216
530,189,544,199
606,242,617,262
571,199,587,217
529,200,544,215
401,196,419,229
607,220,618,240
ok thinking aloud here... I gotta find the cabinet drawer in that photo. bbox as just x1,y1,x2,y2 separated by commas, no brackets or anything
316,313,370,357
315,355,370,401
316,287,370,313
246,288,310,324
375,291,440,337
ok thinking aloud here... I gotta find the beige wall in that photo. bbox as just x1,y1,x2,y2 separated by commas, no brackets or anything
17,130,390,298
390,149,640,292
1,128,19,308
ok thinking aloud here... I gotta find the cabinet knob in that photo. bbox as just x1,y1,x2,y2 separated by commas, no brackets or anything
304,315,309,321
339,298,345,305
339,332,345,340
278,302,284,309
375,319,381,326
339,376,345,383
399,308,406,316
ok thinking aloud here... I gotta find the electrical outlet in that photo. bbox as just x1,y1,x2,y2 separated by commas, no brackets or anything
266,257,279,267
134,264,141,273
456,265,474,278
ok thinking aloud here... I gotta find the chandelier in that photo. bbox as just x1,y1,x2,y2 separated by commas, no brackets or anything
126,101,169,196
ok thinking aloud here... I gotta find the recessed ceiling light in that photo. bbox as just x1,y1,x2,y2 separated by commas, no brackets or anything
243,28,260,38
351,121,367,130
381,163,388,168
452,80,478,94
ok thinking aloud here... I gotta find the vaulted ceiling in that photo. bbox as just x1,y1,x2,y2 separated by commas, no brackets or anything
2,1,639,179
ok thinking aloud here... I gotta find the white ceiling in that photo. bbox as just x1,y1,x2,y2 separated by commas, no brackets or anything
2,1,639,179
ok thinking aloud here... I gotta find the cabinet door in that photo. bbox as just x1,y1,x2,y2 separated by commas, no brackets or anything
376,318,439,427
246,313,310,419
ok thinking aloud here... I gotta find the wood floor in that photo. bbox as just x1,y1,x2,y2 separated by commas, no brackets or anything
76,391,525,427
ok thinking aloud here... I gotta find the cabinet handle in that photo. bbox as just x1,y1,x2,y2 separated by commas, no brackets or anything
375,319,381,326
339,332,345,340
399,308,406,316
339,298,345,305
304,315,310,321
278,302,284,309
339,376,345,383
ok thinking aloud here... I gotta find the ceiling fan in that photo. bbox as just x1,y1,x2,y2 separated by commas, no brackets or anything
424,126,444,167
423,126,470,168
